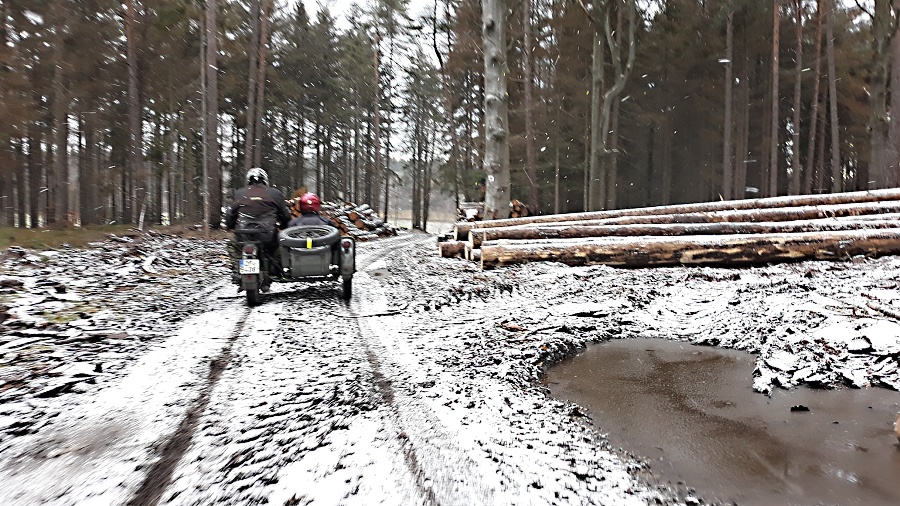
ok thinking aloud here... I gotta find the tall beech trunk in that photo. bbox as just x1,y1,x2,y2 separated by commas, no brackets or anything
868,0,893,188
206,0,221,228
722,3,735,200
769,0,781,198
252,0,271,169
243,0,261,173
51,0,68,226
889,0,900,185
789,0,803,195
523,0,538,212
803,0,824,195
735,56,750,199
826,0,841,192
481,0,511,220
126,0,141,225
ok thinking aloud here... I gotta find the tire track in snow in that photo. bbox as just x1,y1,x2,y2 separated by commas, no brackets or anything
155,233,432,505
125,307,249,506
0,289,248,506
349,233,498,505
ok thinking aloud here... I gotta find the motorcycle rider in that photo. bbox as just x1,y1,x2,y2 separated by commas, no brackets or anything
225,168,292,284
288,192,333,227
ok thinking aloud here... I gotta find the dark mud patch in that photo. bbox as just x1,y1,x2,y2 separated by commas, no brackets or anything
545,338,900,506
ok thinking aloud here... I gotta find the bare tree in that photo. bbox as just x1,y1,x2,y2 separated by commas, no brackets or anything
803,0,824,194
125,0,142,224
889,0,900,185
587,0,637,210
768,0,781,197
789,0,803,195
243,0,261,173
481,0,511,220
523,0,538,212
204,0,220,229
252,0,273,169
722,1,735,200
826,0,841,192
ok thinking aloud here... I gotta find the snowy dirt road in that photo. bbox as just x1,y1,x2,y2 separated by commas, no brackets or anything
2,229,899,506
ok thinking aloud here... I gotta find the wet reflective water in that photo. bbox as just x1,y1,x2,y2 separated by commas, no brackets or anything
546,339,900,506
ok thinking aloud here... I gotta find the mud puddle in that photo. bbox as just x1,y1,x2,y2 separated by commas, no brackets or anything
545,339,900,506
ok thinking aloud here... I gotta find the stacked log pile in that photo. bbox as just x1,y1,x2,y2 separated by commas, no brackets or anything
440,188,900,269
287,199,397,240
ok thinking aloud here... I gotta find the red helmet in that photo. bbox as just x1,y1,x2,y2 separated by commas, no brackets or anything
299,193,321,213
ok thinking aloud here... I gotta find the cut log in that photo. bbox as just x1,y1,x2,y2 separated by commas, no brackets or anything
439,241,466,258
454,188,900,240
479,228,900,269
468,217,900,249
468,201,900,247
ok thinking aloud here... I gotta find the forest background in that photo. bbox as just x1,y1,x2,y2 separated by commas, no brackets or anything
0,0,895,232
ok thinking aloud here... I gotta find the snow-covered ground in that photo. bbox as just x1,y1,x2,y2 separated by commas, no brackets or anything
1,229,898,505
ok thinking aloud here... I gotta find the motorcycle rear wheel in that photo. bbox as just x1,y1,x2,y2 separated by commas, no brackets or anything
246,287,260,306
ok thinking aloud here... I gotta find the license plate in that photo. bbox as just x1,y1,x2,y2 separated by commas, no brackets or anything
239,259,260,274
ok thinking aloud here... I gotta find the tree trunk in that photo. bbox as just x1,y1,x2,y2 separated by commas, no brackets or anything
735,57,750,199
16,139,27,228
469,217,900,249
869,0,893,188
51,0,69,226
481,0,511,220
789,0,803,195
27,124,41,228
243,0,261,173
206,0,220,228
480,229,900,269
454,187,900,239
889,0,900,186
826,0,841,192
373,30,382,211
252,0,271,169
523,0,538,212
769,0,781,197
803,0,824,195
722,3,735,200
588,1,607,211
126,0,142,225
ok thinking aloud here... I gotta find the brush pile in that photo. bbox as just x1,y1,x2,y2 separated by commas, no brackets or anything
440,188,900,269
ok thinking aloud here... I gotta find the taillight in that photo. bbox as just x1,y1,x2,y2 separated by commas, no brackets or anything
341,239,352,251
242,244,256,255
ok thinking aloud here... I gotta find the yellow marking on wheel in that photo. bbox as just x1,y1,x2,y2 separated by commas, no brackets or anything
307,237,312,249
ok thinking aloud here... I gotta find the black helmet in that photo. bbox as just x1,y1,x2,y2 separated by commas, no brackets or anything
246,167,269,186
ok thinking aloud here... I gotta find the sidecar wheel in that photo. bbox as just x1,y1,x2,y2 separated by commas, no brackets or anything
341,277,352,300
246,287,260,306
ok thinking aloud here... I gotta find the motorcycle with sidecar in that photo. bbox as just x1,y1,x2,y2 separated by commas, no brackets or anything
234,224,355,306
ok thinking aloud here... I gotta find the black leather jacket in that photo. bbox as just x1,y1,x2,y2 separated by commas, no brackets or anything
225,184,292,230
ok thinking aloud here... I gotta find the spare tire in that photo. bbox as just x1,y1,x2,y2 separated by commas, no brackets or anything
279,225,340,248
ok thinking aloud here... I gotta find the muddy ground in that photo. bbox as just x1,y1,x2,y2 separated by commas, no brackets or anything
0,229,898,505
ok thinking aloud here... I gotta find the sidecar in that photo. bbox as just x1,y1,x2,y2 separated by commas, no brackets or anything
276,224,355,300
